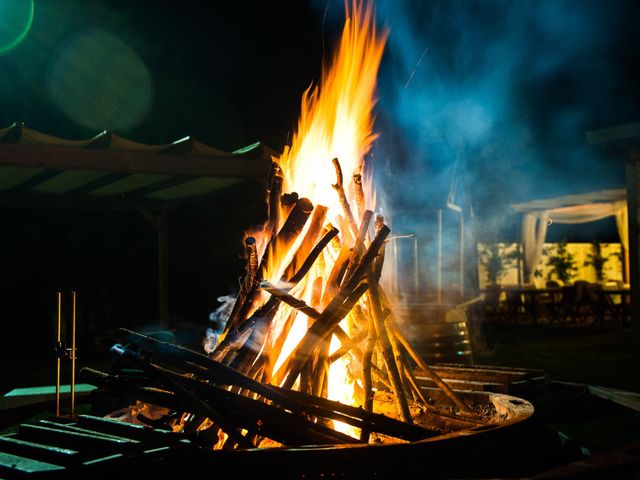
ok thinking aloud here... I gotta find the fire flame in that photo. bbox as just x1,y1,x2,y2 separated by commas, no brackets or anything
263,0,386,424
233,1,387,435
277,1,386,209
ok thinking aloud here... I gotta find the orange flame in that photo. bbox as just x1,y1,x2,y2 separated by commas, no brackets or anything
257,0,387,430
278,1,386,212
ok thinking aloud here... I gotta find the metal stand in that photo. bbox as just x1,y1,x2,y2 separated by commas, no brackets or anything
54,291,77,418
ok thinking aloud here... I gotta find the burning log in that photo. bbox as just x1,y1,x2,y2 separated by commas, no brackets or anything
352,167,365,222
78,1,498,455
98,329,442,446
331,157,358,237
217,196,315,349
267,161,283,235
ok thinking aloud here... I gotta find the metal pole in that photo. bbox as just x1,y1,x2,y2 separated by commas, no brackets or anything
55,292,61,417
413,236,419,297
438,209,443,304
392,238,399,298
460,215,464,300
71,291,76,418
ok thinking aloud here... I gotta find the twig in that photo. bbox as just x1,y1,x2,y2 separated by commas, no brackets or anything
332,158,358,237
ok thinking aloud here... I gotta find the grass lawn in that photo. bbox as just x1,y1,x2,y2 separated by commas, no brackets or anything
472,323,639,393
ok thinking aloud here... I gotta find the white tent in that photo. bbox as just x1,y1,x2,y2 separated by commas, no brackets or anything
511,188,628,283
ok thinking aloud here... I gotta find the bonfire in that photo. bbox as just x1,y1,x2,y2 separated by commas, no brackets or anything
85,0,493,449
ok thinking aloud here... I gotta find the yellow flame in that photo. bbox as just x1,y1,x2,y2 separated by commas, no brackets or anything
276,0,386,218
263,0,387,418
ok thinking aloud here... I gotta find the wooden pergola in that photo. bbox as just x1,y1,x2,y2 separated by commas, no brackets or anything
0,122,275,327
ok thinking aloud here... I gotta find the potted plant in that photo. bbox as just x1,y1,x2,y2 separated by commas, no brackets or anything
583,240,608,284
479,243,518,287
543,241,578,285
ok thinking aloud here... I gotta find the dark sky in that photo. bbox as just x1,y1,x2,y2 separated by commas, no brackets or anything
0,1,330,150
1,0,638,218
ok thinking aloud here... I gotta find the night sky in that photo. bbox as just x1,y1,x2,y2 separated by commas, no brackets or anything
1,0,639,354
2,1,639,208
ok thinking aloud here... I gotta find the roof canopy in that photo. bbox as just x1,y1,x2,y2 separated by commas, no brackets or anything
0,122,275,211
511,188,626,213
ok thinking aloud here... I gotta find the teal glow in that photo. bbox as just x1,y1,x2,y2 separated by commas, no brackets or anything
0,0,34,55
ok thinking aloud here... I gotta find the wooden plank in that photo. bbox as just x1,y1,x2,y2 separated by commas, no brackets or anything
0,143,272,179
0,435,79,466
626,159,640,374
589,386,640,412
0,190,165,210
0,451,65,476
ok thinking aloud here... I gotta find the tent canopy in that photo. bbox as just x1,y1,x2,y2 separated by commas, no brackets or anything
0,122,275,211
511,188,626,213
510,188,628,283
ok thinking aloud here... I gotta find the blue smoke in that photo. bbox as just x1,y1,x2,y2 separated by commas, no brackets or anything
315,0,638,296
371,0,635,226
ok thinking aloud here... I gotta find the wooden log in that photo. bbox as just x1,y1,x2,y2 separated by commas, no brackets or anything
216,197,314,351
267,162,283,235
151,363,361,447
281,191,298,207
260,281,322,319
269,386,440,441
352,169,365,222
111,343,253,448
278,282,370,388
280,205,328,282
342,210,373,285
212,225,336,369
331,158,358,237
368,284,413,423
360,307,377,442
322,243,351,304
328,328,368,364
246,237,259,281
278,224,389,387
262,307,297,384
110,331,440,442
287,226,338,284
385,314,477,417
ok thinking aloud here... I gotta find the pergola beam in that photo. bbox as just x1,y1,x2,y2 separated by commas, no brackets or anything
0,143,272,179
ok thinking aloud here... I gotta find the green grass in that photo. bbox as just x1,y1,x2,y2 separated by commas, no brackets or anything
472,324,639,392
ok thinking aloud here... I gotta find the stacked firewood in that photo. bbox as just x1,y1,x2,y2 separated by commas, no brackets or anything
83,159,485,449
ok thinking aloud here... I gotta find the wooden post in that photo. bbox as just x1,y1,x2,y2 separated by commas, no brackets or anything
625,159,640,372
158,208,169,327
517,243,523,288
140,207,170,328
